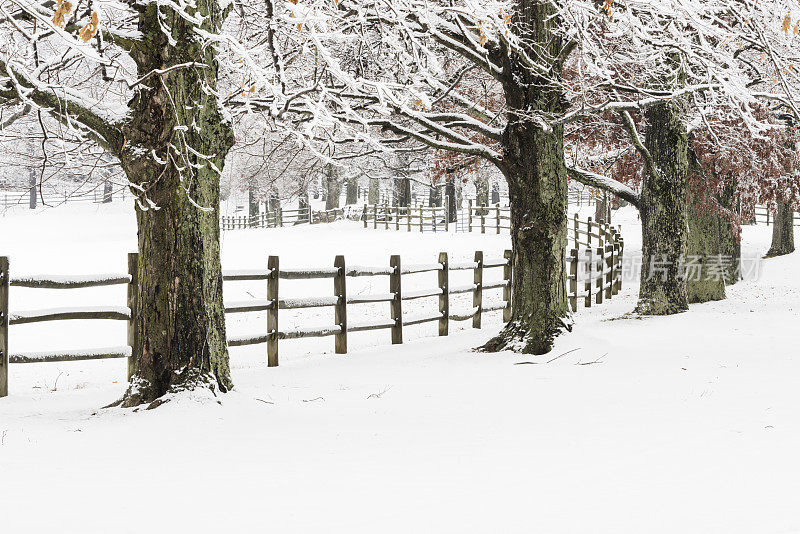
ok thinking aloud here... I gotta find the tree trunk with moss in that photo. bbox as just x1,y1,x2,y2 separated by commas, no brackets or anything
686,194,725,303
325,164,341,210
766,200,795,257
636,101,689,315
482,0,569,354
117,0,234,407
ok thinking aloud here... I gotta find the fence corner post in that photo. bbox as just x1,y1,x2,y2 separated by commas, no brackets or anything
334,255,348,354
438,252,449,336
267,255,280,367
0,256,9,397
390,255,403,344
363,203,368,228
473,251,483,328
126,252,139,381
503,249,512,322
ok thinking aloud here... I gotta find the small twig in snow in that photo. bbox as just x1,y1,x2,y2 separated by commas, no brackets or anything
255,398,274,405
576,353,607,366
302,397,324,403
367,386,392,399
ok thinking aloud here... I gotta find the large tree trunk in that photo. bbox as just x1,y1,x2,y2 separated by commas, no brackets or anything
325,164,341,210
766,200,795,257
686,194,725,303
483,0,569,354
368,177,379,204
116,1,234,407
636,101,689,315
429,184,441,207
395,176,411,207
594,193,609,224
475,174,489,213
248,186,259,226
346,174,359,205
445,176,457,223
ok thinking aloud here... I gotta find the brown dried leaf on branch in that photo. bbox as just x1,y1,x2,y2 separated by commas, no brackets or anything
52,0,73,28
79,11,100,42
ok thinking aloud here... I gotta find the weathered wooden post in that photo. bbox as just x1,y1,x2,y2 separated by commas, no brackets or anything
390,255,403,344
595,246,604,305
473,251,483,328
419,206,423,232
278,206,284,227
584,248,593,308
334,255,347,354
28,170,36,209
384,204,389,230
468,199,473,232
395,206,400,231
127,253,139,380
573,213,579,245
495,205,500,234
407,206,411,232
605,244,613,300
0,256,9,397
480,204,486,234
587,216,593,248
503,249,512,322
363,203,368,228
617,237,625,292
438,252,449,336
373,204,378,229
569,249,578,312
444,195,450,232
267,256,280,367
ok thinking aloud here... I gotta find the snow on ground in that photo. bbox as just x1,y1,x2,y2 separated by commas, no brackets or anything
0,202,798,533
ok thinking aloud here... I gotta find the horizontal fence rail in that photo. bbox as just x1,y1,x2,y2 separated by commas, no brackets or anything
220,206,350,231
752,205,800,226
0,225,623,395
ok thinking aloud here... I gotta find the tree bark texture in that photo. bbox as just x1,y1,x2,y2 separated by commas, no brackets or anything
395,176,411,207
636,101,689,315
482,0,569,354
325,164,341,210
346,174,359,205
767,200,796,256
116,0,234,406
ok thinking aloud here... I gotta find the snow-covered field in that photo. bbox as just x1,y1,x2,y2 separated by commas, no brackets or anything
1,202,798,533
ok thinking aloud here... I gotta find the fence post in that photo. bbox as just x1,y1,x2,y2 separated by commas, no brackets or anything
496,205,500,234
612,239,621,296
605,244,613,300
267,256,279,367
0,256,9,397
373,205,377,229
617,237,624,292
278,206,283,227
444,195,450,232
573,213,579,245
468,199,473,232
390,255,403,344
473,251,483,328
503,249,512,322
407,206,411,232
363,203,368,228
584,248,593,308
595,246,604,305
126,253,139,380
395,206,400,231
569,249,578,312
419,206,423,232
384,204,389,230
334,255,347,354
480,204,486,234
438,252,449,336
308,205,313,225
587,216,593,248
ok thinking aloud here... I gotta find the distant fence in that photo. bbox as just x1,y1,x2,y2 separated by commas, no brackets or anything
753,205,800,226
0,186,127,208
220,206,349,230
0,219,622,395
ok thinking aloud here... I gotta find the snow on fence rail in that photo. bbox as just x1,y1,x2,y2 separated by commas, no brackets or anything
0,229,623,396
220,206,348,230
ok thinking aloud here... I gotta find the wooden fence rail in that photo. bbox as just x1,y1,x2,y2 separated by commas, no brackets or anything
0,230,623,395
752,205,800,226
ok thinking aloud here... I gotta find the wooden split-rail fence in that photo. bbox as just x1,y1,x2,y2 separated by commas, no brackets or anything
753,205,800,226
220,206,349,230
0,217,623,396
362,198,453,233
